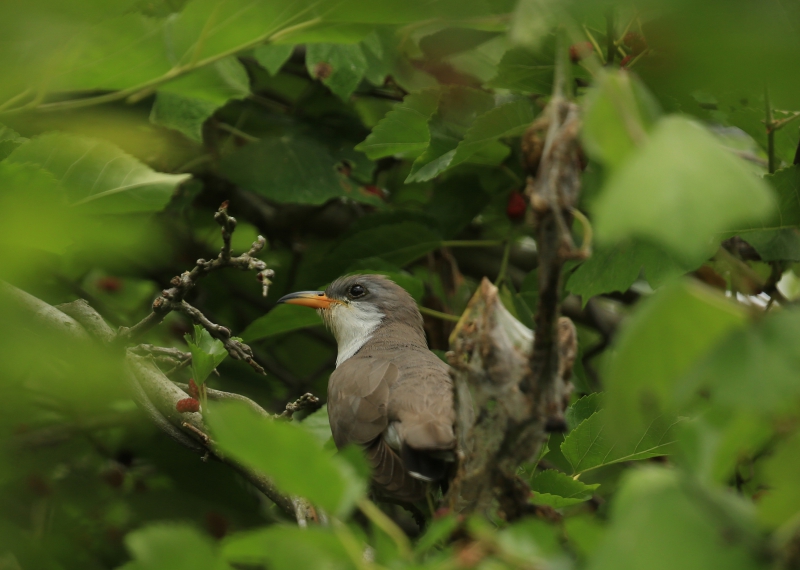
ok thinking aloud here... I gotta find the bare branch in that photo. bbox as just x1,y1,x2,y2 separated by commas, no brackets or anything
117,202,274,347
278,393,323,419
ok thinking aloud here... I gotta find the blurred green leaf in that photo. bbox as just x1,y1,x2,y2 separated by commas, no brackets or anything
589,467,763,570
220,133,348,205
566,239,697,303
581,70,661,169
120,523,230,570
406,87,495,183
301,406,334,448
743,228,800,262
207,401,364,515
0,124,26,161
355,89,439,160
7,133,189,214
758,430,800,527
241,304,322,342
677,307,800,416
184,325,228,384
151,57,250,141
306,43,368,101
531,469,599,508
737,166,800,243
221,526,350,570
561,409,684,475
604,280,747,447
415,515,458,554
593,116,776,263
487,46,553,93
447,98,536,170
254,44,295,75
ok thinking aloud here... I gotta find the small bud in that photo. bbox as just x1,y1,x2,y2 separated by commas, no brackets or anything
620,54,633,68
176,398,200,413
220,200,229,210
623,32,647,56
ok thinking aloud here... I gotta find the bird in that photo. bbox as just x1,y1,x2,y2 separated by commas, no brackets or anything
277,274,455,502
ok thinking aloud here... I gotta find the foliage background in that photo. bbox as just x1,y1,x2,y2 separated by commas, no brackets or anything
1,0,800,568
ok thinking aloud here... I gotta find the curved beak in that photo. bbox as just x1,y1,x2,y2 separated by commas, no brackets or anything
277,291,341,309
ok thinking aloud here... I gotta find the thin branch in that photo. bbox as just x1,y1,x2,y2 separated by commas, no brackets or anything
117,202,274,375
419,306,461,323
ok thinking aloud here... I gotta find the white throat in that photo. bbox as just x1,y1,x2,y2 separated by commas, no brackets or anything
320,302,385,367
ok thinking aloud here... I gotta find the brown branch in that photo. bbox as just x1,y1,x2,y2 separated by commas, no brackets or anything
117,202,274,352
278,393,323,419
444,34,580,520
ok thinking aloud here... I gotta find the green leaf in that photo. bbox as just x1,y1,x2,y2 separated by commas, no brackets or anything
415,515,459,555
758,430,800,527
221,526,349,570
151,57,250,141
677,307,800,416
355,89,440,160
487,46,554,93
254,44,295,75
207,400,364,516
151,92,217,142
300,406,333,448
743,228,800,261
589,467,763,570
604,280,747,447
581,70,661,170
447,98,536,170
0,124,26,161
561,409,684,475
183,325,228,384
219,133,348,205
737,166,800,238
308,221,442,284
565,393,603,432
593,116,776,264
531,469,599,508
406,87,495,183
566,239,697,303
6,133,189,214
241,304,323,342
122,523,229,570
306,43,368,101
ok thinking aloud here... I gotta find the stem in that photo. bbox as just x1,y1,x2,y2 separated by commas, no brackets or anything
440,240,504,248
418,306,460,323
1,17,322,115
217,122,259,143
765,85,776,174
582,25,606,64
357,498,413,561
495,238,513,287
605,8,616,66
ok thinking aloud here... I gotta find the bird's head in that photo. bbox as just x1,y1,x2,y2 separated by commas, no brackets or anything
276,274,423,366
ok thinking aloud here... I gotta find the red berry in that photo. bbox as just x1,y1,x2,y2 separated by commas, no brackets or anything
97,276,122,292
623,32,647,56
569,42,594,63
176,398,200,413
187,379,200,399
620,54,633,68
506,191,527,221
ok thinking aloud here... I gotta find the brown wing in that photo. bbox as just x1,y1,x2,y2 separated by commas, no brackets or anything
386,347,455,452
327,357,396,449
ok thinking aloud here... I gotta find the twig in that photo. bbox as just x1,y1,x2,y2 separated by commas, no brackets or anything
765,86,776,174
278,393,323,419
117,202,274,374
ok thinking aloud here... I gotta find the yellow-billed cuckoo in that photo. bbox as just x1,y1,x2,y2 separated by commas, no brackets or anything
277,274,455,502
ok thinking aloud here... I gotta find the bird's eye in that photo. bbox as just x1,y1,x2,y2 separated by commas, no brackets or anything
348,284,366,298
